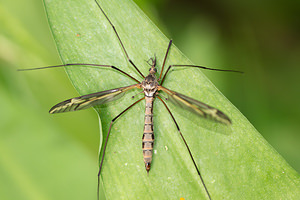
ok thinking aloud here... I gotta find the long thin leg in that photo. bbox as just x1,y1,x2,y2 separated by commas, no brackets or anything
97,97,144,200
159,40,173,80
157,96,212,200
94,0,145,78
160,64,243,86
18,63,140,83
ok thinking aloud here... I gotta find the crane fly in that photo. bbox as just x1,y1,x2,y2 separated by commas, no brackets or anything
19,0,242,199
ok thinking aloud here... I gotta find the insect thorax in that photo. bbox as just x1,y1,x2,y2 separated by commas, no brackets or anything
141,73,159,97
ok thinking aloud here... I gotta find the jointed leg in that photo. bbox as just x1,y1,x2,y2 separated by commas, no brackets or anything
97,97,144,199
157,96,211,200
159,39,173,80
160,64,243,86
94,0,145,78
18,63,140,83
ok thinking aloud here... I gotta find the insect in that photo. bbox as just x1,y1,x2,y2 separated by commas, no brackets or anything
19,0,242,199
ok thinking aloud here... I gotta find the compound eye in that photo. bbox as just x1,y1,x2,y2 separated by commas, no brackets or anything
149,68,151,71
154,68,157,72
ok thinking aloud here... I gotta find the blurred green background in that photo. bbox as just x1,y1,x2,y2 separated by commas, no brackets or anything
0,0,299,199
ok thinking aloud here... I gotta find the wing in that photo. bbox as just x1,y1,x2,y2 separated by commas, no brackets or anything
49,84,139,114
159,86,231,125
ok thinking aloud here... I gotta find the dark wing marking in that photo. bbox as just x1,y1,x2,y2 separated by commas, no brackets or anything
49,84,139,114
159,86,231,125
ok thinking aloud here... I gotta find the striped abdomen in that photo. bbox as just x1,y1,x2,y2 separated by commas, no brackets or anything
142,97,155,172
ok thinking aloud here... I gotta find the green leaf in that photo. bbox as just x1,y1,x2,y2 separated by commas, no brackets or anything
44,0,300,199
